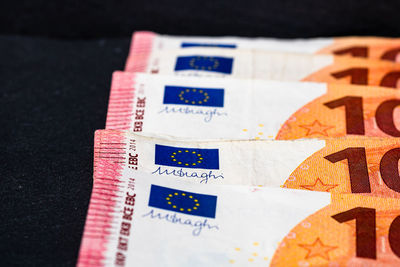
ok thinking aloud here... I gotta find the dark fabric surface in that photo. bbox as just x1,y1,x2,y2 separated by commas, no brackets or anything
1,0,400,38
1,36,129,266
2,0,400,266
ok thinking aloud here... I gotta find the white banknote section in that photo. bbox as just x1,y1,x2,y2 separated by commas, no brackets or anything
117,132,325,186
136,31,334,53
110,73,327,139
130,48,334,79
106,171,331,267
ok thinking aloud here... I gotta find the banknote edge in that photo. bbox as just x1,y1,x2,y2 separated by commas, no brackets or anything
124,31,156,71
105,71,136,131
77,130,127,267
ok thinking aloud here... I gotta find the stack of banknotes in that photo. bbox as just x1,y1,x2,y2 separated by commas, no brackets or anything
77,31,400,266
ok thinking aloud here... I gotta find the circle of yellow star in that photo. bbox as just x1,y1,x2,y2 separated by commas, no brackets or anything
165,193,200,212
178,89,210,105
170,149,202,167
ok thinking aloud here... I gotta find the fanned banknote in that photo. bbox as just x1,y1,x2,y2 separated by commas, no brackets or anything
92,129,400,199
78,31,400,267
125,45,400,88
130,31,400,62
77,130,400,266
106,72,400,140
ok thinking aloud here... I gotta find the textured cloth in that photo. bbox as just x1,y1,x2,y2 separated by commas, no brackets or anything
1,36,129,266
1,0,400,38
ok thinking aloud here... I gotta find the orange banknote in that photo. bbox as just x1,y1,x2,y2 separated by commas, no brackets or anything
106,73,400,140
271,194,400,266
129,31,400,62
275,81,400,140
282,138,400,199
77,132,400,266
124,46,400,88
92,130,400,199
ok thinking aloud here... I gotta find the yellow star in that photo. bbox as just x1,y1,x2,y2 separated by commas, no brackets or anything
299,120,335,137
298,238,337,260
300,178,338,192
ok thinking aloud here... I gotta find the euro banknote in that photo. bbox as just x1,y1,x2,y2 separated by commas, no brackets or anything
92,129,400,199
124,45,400,89
130,31,400,62
77,133,400,266
106,72,400,140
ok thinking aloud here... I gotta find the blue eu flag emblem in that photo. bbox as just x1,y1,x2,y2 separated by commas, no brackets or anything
181,42,236,49
163,86,224,107
155,144,219,169
175,56,233,74
148,184,217,218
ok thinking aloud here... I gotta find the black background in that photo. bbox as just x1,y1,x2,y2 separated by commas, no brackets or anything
2,1,400,266
3,0,400,38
